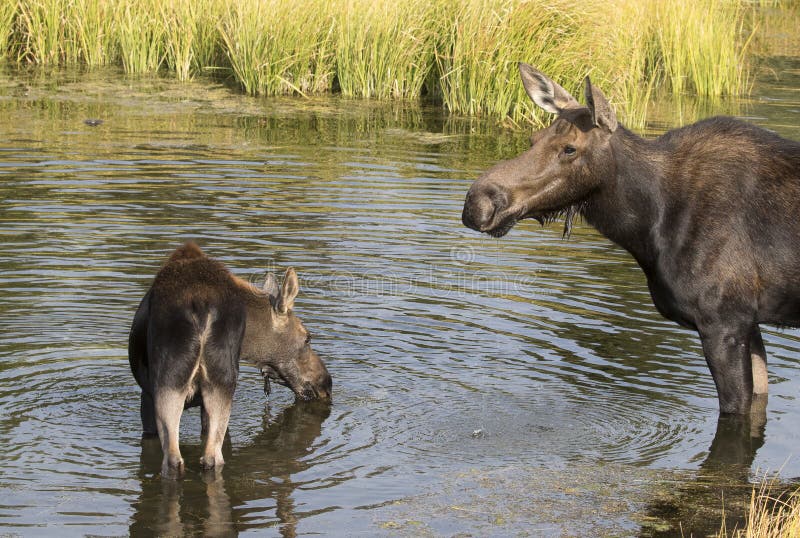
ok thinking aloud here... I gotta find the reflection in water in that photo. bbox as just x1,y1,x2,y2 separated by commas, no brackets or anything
130,401,330,536
641,400,769,536
703,397,767,472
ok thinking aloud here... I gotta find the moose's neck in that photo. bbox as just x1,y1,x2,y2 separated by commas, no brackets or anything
236,285,274,364
582,126,665,269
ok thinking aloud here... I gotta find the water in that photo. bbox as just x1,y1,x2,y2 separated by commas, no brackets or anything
0,62,798,537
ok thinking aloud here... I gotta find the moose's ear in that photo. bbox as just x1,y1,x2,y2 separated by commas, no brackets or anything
519,62,580,115
276,267,299,314
263,273,279,299
584,76,618,133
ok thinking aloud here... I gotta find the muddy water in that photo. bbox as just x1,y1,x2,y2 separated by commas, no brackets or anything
0,63,798,537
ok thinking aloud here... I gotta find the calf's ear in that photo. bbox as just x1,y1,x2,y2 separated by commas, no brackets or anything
264,273,279,299
276,267,299,314
262,273,279,301
519,62,580,114
584,76,617,133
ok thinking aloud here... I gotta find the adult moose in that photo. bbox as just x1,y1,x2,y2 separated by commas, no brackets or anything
462,63,800,415
129,242,332,477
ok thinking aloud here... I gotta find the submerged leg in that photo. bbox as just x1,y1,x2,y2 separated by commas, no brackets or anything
155,389,186,478
750,327,768,395
199,387,233,470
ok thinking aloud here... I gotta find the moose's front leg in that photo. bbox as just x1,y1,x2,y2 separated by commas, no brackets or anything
698,322,754,415
750,327,768,395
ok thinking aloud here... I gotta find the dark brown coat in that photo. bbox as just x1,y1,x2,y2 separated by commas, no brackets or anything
463,63,800,415
129,243,331,477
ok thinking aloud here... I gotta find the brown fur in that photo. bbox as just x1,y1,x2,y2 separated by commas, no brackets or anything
463,64,800,415
129,243,332,478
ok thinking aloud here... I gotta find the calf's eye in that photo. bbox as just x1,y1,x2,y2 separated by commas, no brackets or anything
563,145,576,156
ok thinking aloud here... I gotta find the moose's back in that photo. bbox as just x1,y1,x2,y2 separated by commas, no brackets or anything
653,117,800,326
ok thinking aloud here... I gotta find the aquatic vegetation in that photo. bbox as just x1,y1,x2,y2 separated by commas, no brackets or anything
0,0,769,125
162,0,197,81
650,0,754,97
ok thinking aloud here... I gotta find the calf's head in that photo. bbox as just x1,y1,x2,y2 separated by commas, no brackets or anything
248,268,332,401
462,63,618,237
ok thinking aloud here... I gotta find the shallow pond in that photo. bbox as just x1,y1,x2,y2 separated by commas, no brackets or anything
0,62,798,536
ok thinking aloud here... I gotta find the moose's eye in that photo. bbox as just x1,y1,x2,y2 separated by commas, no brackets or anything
563,145,577,156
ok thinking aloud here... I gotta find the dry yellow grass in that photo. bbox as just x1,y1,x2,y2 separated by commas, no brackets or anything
720,482,800,538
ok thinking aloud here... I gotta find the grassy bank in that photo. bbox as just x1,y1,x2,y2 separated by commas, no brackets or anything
0,0,768,126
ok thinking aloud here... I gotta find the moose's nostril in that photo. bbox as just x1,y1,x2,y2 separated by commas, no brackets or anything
462,189,499,231
491,188,509,209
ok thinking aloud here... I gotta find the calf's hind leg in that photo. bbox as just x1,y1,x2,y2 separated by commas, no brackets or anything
140,391,158,437
200,386,233,470
155,389,186,477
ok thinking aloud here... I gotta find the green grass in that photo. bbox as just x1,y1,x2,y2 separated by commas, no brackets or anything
0,0,17,61
115,1,166,74
434,0,594,126
335,0,436,99
15,0,65,64
0,0,773,126
651,0,754,97
68,0,117,67
219,0,335,96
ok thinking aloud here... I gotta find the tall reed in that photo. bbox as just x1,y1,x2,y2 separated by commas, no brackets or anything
335,0,436,99
67,0,117,66
114,0,166,74
0,0,17,61
651,0,754,97
15,0,65,64
190,0,226,74
435,0,595,126
586,1,660,128
219,0,335,96
162,0,196,81
1,0,765,126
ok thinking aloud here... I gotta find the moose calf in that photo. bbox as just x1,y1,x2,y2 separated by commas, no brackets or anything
129,243,331,477
463,63,800,415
